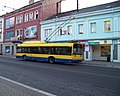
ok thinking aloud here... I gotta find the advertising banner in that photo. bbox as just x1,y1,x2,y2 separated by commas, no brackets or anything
24,25,37,39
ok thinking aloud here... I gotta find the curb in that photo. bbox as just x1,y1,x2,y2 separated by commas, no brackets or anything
81,62,120,69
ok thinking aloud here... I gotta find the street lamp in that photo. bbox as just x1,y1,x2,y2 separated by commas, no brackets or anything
4,5,15,10
2,5,15,12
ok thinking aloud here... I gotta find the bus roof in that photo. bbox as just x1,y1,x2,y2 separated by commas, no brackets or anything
23,41,46,44
17,41,74,47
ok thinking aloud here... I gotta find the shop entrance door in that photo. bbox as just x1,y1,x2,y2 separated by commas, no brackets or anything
12,46,14,55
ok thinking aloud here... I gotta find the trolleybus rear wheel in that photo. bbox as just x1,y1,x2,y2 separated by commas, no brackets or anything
48,57,55,64
22,55,27,61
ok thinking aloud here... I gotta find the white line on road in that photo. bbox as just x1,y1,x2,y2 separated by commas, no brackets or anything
0,76,57,96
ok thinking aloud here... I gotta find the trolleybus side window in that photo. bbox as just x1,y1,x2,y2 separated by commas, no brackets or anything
31,47,38,53
17,46,72,55
17,47,22,53
73,44,83,55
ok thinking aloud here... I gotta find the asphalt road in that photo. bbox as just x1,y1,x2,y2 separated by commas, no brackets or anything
0,56,120,96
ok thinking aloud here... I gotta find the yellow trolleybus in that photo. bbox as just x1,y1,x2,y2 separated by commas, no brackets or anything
16,41,83,63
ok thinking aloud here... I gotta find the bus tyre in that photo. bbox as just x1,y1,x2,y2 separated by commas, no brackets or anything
22,55,27,61
48,57,55,64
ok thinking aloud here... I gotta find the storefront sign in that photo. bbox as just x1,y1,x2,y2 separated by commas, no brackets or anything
88,42,99,45
88,40,112,45
100,40,112,44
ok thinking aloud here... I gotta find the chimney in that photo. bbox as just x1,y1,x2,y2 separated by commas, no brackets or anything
29,0,34,4
56,0,62,15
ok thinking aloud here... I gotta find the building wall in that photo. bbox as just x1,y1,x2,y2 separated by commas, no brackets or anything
3,0,61,56
41,0,61,20
41,9,120,42
3,2,41,43
41,5,120,62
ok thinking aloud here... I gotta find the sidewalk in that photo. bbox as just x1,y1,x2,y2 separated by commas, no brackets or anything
82,60,120,69
0,76,56,96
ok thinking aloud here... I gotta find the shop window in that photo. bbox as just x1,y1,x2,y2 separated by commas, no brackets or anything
91,22,96,33
5,46,10,53
78,24,83,34
101,46,110,57
104,20,111,32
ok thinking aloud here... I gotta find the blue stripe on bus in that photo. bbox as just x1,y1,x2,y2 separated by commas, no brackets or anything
16,56,82,63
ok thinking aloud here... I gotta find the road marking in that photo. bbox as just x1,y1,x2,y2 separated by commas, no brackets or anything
0,76,56,96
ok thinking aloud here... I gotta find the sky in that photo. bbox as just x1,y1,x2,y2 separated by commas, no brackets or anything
0,0,118,15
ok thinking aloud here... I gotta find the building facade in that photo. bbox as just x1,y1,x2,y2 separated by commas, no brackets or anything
41,1,120,62
0,16,4,55
3,0,61,56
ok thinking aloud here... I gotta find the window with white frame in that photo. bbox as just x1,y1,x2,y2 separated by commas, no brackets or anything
15,29,22,40
19,15,23,23
25,13,28,22
104,20,111,32
58,28,67,35
58,28,63,35
67,25,72,35
16,15,23,24
29,12,33,21
44,28,52,38
78,24,83,34
91,22,96,33
16,16,20,24
34,10,39,20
